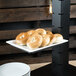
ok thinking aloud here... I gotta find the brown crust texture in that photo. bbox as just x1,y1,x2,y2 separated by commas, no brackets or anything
35,28,46,35
41,34,50,47
16,32,29,45
50,34,63,44
27,30,35,36
27,33,43,49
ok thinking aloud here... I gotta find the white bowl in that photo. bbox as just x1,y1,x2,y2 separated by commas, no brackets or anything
0,62,30,76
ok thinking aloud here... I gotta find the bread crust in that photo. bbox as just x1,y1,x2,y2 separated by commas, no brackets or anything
27,33,43,49
16,32,29,45
46,30,53,41
27,30,35,36
41,34,50,47
35,28,46,35
50,34,63,44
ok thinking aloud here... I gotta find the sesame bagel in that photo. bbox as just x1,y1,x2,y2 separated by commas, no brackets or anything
16,32,29,45
27,33,43,49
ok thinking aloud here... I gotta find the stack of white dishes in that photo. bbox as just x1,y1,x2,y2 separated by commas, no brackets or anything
0,62,30,76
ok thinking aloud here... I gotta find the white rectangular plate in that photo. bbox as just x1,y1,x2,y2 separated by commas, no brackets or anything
6,39,68,53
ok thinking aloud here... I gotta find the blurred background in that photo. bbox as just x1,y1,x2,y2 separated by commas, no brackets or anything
0,0,75,75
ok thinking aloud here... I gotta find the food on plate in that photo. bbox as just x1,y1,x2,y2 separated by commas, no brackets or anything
35,28,46,35
50,34,63,44
16,32,29,45
15,28,64,49
46,30,53,40
41,34,50,47
27,30,35,36
46,30,53,36
54,34,63,43
27,33,43,49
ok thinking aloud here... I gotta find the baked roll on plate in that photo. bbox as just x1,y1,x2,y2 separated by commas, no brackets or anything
50,34,63,44
35,28,46,35
27,30,35,36
27,33,43,49
41,34,50,47
16,32,29,45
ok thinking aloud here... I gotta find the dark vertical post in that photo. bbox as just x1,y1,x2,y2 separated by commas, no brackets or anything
52,0,70,76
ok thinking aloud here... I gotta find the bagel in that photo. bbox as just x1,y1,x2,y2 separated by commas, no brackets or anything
46,30,53,35
35,28,46,35
50,34,63,44
16,32,29,45
46,30,53,40
41,34,50,47
27,30,35,36
27,33,43,49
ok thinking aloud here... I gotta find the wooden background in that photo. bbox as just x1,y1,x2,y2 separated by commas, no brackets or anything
0,0,76,55
0,0,75,22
